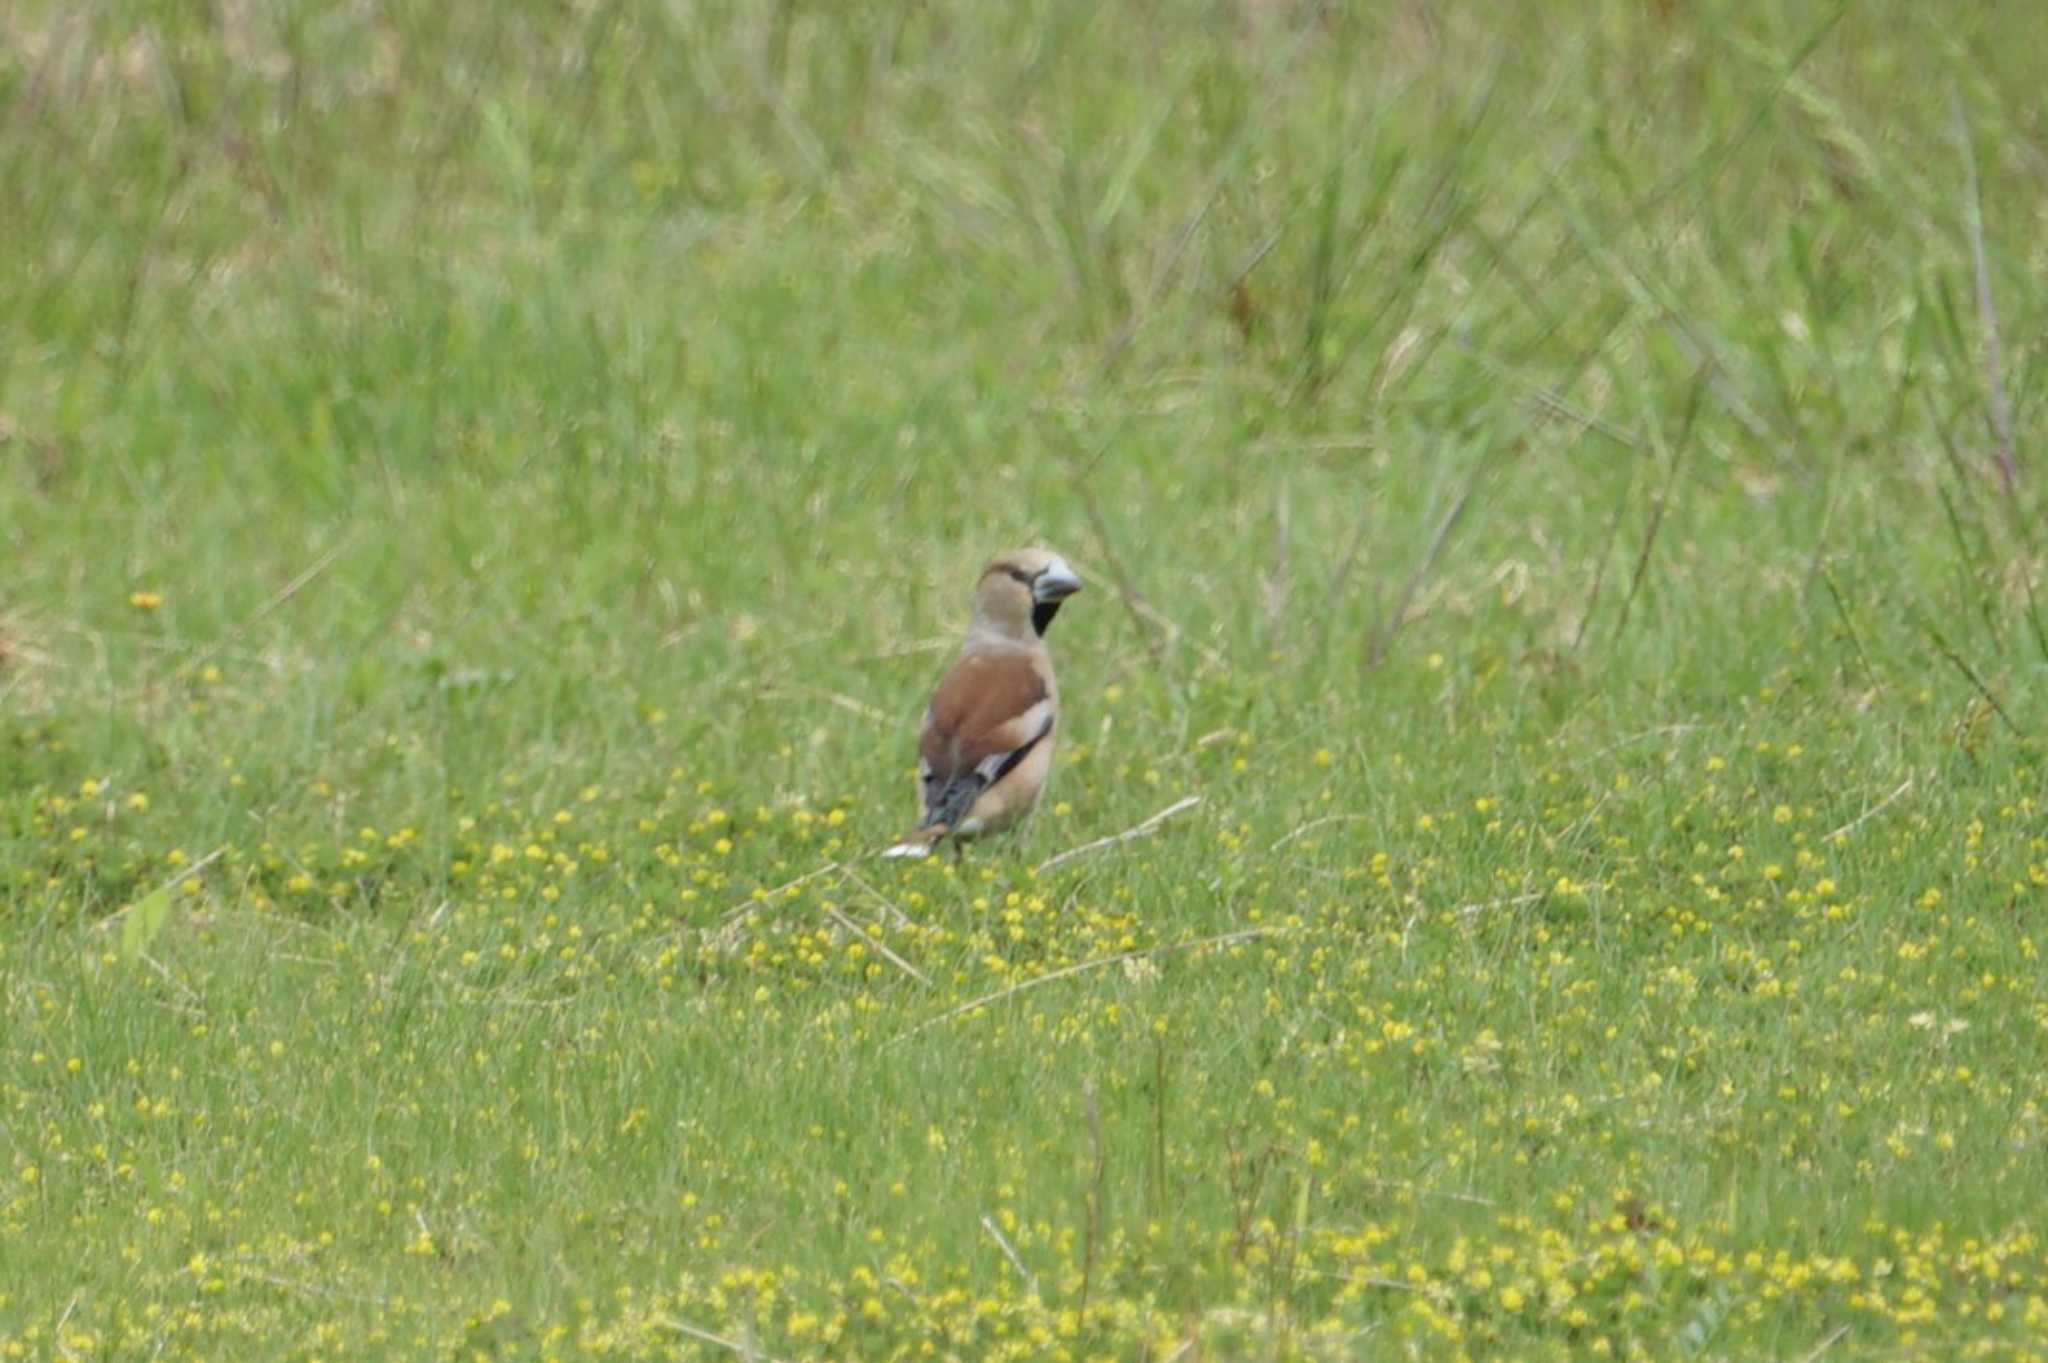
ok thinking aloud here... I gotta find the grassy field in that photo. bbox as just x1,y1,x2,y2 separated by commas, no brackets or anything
5,1,2048,1358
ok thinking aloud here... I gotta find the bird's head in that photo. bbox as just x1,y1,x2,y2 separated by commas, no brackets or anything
972,548,1083,640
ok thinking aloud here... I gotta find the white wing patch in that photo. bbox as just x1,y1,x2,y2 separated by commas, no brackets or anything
982,698,1055,768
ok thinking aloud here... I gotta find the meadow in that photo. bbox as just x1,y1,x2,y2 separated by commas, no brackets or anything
4,1,2048,1358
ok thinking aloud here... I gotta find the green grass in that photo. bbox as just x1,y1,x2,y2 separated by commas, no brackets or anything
5,1,2048,1358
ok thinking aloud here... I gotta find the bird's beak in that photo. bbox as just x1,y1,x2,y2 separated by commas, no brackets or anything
1032,558,1083,604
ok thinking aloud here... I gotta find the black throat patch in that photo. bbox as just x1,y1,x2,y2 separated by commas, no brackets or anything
1032,599,1062,636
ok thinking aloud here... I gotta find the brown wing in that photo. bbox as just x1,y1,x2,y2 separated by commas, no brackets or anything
917,652,1054,828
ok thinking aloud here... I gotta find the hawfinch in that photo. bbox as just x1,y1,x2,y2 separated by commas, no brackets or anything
882,549,1083,858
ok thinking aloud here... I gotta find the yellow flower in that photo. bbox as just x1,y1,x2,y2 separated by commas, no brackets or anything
128,590,164,610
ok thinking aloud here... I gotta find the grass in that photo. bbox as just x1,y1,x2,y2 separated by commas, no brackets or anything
4,0,2048,1358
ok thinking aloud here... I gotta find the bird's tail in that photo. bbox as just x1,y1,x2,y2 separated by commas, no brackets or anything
880,824,949,859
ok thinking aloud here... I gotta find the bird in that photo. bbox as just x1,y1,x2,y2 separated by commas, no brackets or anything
881,548,1083,859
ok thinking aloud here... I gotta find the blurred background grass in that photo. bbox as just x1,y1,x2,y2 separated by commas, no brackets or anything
7,1,2044,779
